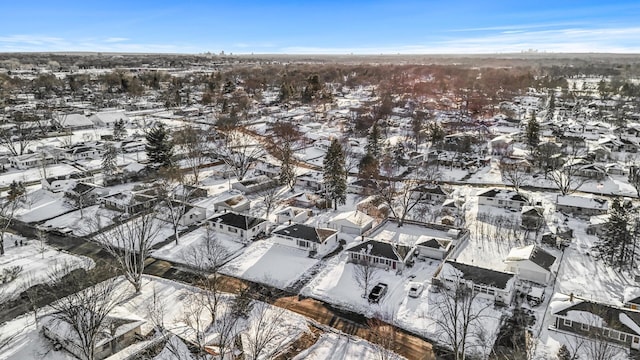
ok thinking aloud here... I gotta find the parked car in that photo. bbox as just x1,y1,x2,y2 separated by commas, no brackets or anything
408,282,424,298
368,283,388,303
50,227,73,236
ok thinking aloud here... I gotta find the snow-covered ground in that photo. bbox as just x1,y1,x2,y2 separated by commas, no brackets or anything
0,234,94,304
293,332,404,360
220,240,319,289
151,227,245,264
41,205,122,236
14,190,72,223
0,275,310,360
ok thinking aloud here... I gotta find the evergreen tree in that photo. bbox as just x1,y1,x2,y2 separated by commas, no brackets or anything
358,153,379,180
113,119,126,141
323,139,347,210
101,142,118,179
145,123,174,168
7,180,25,202
526,111,540,150
365,123,382,158
546,92,555,121
594,197,635,269
279,141,296,190
556,344,571,360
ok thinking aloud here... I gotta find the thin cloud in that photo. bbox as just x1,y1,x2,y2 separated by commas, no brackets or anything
104,37,129,43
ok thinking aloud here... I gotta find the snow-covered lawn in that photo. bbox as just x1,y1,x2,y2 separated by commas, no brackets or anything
0,275,309,360
41,205,122,236
293,332,404,360
15,190,72,223
151,227,245,264
220,240,319,289
0,234,94,304
92,217,175,250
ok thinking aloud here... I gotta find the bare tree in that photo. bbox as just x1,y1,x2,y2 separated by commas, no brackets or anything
91,212,161,293
212,128,265,180
45,270,123,360
377,179,429,227
259,185,282,218
181,292,210,359
174,125,209,185
500,162,530,195
352,258,379,298
0,181,25,255
432,279,493,360
243,302,288,360
0,113,42,156
549,165,588,196
367,317,401,360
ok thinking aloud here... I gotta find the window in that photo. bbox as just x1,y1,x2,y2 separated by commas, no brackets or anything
603,329,610,337
619,333,627,342
563,318,572,327
487,289,495,295
297,240,309,248
229,228,237,233
610,330,619,339
634,336,639,344
581,323,589,331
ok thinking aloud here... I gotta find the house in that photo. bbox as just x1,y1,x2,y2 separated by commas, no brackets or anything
573,164,607,180
356,196,390,219
213,194,251,213
521,206,545,230
296,171,325,191
477,188,529,212
64,182,107,207
327,210,374,237
42,172,93,193
89,111,130,127
436,260,517,305
415,237,452,260
271,223,338,256
179,203,207,226
54,113,95,130
291,192,323,208
623,287,640,311
209,212,267,242
412,184,450,204
9,152,55,170
231,176,278,194
172,184,208,201
503,245,558,284
274,206,312,224
62,143,104,161
41,313,145,360
556,195,609,217
348,179,383,195
345,239,415,272
550,294,640,350
101,189,158,214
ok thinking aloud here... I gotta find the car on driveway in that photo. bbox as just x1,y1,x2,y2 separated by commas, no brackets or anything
408,282,424,298
368,283,388,303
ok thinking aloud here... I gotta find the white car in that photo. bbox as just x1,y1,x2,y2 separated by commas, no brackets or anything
408,282,424,298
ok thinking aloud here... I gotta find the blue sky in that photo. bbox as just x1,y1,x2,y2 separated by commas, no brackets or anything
1,1,640,54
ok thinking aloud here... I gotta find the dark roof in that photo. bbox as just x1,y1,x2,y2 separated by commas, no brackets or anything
273,224,336,243
417,238,451,249
346,239,413,262
478,188,528,202
71,182,96,195
212,212,266,230
529,246,557,271
414,185,448,195
445,261,515,290
555,300,640,336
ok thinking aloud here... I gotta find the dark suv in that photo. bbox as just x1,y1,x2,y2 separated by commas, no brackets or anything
368,283,388,303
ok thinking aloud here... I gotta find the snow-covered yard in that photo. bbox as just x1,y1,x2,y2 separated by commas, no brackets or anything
220,240,320,289
293,332,405,360
14,190,72,223
41,205,122,236
0,234,94,304
0,275,309,360
151,227,245,264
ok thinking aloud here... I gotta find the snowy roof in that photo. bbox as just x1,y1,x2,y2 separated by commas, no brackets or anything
504,245,557,271
624,287,640,305
210,212,266,230
551,294,640,335
329,210,373,227
477,188,528,203
273,223,336,243
57,113,93,128
89,111,129,126
441,261,516,290
556,195,609,211
346,239,413,262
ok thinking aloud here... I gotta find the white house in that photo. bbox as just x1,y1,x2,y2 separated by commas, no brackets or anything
345,239,415,272
42,173,93,193
437,260,517,305
274,206,312,224
63,144,104,161
213,194,251,213
556,195,609,217
271,223,338,256
209,212,267,243
9,153,53,170
477,188,529,212
55,113,94,130
180,204,207,226
328,210,374,237
415,237,452,260
503,245,558,284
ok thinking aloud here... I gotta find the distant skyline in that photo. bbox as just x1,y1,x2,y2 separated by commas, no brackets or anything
2,1,640,54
